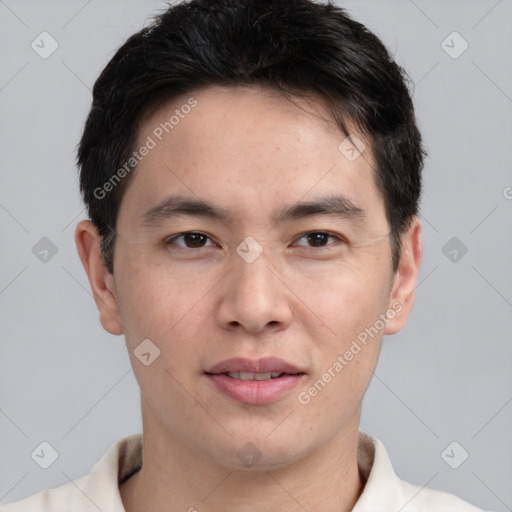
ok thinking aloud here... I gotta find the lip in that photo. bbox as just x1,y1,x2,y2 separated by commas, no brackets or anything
206,357,305,375
205,357,306,405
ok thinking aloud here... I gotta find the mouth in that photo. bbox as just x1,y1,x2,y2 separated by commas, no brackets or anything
211,371,304,381
205,357,307,405
206,356,306,376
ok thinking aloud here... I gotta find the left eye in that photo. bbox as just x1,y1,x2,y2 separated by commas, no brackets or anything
164,232,215,249
293,231,342,248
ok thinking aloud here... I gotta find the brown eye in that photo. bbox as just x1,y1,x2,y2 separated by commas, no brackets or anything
165,232,214,249
294,231,342,248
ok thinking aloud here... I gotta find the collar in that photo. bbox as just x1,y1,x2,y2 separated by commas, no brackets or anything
353,431,409,511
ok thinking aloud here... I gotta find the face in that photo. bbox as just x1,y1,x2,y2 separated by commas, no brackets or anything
77,85,421,471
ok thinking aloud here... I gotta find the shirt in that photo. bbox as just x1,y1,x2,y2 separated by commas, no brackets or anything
1,431,490,512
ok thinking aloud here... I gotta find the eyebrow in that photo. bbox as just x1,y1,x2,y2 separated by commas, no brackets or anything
140,193,367,228
273,194,366,226
140,195,234,228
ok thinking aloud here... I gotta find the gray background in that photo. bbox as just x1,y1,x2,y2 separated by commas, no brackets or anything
0,0,511,510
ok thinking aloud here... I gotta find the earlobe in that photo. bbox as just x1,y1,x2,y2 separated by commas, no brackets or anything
384,217,422,335
75,220,124,336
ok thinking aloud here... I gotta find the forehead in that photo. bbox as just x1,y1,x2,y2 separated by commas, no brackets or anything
135,85,353,167
119,85,386,232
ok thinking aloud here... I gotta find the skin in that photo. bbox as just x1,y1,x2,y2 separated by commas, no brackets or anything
75,85,422,512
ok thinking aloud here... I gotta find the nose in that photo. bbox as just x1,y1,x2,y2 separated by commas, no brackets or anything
215,249,293,334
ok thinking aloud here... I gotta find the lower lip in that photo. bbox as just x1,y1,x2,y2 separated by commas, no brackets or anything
206,373,305,405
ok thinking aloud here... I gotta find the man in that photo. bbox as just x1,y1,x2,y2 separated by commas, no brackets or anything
2,0,490,510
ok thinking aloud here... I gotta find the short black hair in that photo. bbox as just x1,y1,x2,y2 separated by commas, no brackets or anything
77,0,425,274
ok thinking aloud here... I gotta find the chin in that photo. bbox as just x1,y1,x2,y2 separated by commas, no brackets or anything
208,435,314,472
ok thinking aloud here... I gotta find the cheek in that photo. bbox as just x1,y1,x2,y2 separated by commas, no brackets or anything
114,262,209,397
113,251,205,346
286,257,391,341
299,280,386,417
289,252,391,406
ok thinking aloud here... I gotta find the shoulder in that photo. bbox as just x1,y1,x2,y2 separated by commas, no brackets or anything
356,431,492,512
1,476,87,512
399,479,490,512
1,434,142,512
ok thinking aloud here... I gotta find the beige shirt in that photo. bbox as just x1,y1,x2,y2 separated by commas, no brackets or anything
1,431,489,512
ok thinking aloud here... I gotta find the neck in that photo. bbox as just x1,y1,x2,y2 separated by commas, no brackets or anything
120,412,364,512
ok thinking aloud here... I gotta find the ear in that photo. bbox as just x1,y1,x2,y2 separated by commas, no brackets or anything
384,216,422,335
75,220,124,335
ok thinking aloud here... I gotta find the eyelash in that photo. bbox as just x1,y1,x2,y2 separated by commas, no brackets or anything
163,231,346,250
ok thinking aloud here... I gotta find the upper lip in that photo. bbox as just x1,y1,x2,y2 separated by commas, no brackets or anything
206,357,305,375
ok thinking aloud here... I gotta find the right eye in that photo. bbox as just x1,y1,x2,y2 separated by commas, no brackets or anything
163,231,216,249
